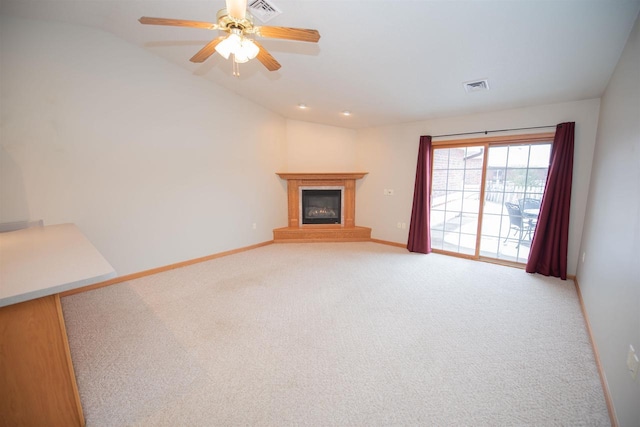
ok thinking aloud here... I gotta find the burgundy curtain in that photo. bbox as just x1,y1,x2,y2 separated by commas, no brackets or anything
407,136,432,253
526,122,575,279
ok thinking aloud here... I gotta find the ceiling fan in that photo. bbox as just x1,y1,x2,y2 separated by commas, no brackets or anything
139,0,320,75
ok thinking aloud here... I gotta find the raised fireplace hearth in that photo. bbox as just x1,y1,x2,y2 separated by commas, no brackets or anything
274,172,371,242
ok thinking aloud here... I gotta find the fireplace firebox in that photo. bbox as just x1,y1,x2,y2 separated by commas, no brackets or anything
301,189,342,224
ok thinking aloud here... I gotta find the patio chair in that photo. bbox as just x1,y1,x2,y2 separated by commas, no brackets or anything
504,202,531,248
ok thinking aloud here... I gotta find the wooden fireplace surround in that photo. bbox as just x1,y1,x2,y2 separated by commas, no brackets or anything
273,172,372,242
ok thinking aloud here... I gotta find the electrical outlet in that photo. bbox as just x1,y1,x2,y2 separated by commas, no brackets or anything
388,189,394,196
401,222,406,229
627,345,639,380
397,222,402,229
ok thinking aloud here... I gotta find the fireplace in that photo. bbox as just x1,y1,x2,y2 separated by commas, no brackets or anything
274,172,371,242
301,188,343,225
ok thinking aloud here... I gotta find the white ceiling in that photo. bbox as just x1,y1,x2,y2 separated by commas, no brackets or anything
2,0,639,129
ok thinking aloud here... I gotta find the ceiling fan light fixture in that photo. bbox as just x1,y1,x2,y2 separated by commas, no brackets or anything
236,38,260,63
215,33,259,63
215,33,240,59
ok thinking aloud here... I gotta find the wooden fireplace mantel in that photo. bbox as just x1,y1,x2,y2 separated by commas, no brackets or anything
276,172,368,181
273,172,371,243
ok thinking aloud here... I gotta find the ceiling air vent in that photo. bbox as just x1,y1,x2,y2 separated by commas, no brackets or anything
248,0,282,23
463,79,490,93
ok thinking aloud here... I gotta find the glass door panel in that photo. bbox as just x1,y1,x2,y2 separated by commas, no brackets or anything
479,143,551,263
430,146,484,255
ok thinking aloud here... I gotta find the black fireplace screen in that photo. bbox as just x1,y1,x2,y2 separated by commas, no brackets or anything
302,190,341,224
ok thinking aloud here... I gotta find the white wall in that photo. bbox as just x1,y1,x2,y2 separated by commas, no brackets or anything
577,15,640,427
284,119,356,172
355,99,601,276
0,16,287,276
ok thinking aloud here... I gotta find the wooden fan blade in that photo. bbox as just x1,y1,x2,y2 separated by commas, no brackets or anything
190,37,225,63
253,41,281,71
139,17,218,30
226,0,247,20
256,26,320,43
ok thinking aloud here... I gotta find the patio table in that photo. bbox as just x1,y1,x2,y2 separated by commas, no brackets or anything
523,208,540,218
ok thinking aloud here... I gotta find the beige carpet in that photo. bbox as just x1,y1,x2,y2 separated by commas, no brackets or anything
61,242,609,426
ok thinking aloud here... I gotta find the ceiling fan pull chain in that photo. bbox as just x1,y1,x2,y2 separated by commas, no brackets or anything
232,55,240,77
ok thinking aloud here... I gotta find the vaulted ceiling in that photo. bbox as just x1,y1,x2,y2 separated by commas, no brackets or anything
2,0,639,129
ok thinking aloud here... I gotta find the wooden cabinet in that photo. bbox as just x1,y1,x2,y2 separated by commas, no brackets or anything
0,224,116,426
0,295,84,426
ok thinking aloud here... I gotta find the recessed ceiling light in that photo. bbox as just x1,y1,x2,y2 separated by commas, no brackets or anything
342,110,351,116
297,103,308,109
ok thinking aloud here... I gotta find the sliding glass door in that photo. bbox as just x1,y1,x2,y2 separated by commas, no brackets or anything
429,136,552,264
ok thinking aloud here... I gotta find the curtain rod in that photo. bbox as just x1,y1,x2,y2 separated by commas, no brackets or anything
431,125,556,139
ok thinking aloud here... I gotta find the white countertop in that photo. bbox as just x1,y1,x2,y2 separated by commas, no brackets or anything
0,223,116,307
